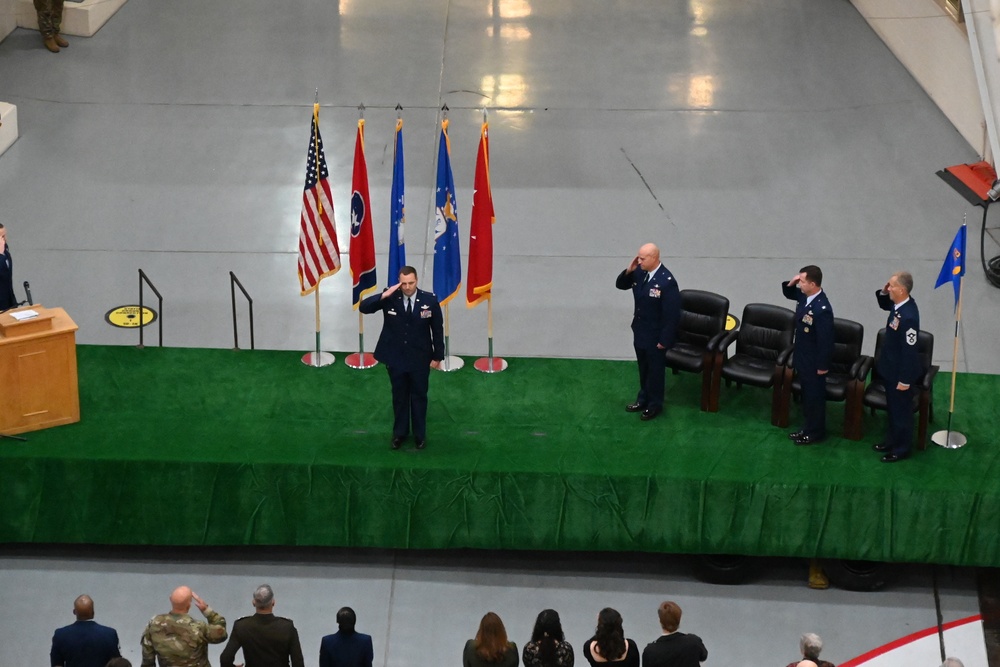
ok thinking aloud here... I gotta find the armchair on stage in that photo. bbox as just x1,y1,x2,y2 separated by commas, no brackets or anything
711,303,795,426
665,289,730,412
0,305,80,436
850,328,938,450
777,317,867,439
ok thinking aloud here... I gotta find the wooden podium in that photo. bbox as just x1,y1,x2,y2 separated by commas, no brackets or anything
0,305,80,435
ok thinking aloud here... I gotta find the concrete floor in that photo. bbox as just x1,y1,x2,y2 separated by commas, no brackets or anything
0,1,993,666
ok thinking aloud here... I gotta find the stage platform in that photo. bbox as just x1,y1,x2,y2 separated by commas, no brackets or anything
1,345,997,567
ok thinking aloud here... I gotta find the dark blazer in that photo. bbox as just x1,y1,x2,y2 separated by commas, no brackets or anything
641,632,707,667
220,613,304,667
782,283,834,372
319,630,374,667
0,244,16,311
50,619,121,667
875,291,921,386
615,265,681,349
360,287,445,371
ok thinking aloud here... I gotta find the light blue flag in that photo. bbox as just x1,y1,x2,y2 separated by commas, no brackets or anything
433,119,462,305
388,118,406,282
934,224,966,309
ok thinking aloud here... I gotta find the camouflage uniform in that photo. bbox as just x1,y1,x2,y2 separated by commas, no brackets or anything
33,0,65,37
140,608,228,667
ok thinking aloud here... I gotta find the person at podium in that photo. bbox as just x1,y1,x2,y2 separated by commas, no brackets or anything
0,224,17,311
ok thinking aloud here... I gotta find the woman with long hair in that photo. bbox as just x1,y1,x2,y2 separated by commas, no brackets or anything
464,612,519,667
582,608,638,667
523,609,574,667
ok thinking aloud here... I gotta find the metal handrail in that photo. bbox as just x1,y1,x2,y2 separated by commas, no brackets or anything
138,269,163,348
229,271,255,350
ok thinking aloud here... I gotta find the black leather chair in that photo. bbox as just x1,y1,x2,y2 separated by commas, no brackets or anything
665,289,730,412
712,303,795,425
854,329,938,450
778,317,867,439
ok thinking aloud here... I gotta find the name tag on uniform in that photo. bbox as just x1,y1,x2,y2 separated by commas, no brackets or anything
649,288,661,298
420,310,432,319
388,310,397,316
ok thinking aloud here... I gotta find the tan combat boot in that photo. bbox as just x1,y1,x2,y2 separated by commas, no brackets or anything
54,34,69,47
43,34,60,52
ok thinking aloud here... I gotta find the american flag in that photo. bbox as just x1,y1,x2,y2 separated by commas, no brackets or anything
298,104,341,295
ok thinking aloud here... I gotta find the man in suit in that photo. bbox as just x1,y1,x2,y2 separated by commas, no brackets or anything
220,584,304,667
641,600,707,667
615,242,681,421
0,223,18,311
873,271,921,462
360,266,444,450
782,265,835,445
50,594,122,667
319,607,373,667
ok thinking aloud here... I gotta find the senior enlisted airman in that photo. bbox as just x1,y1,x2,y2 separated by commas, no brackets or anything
141,586,227,667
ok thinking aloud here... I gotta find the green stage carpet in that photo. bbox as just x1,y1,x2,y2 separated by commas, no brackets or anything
1,346,998,566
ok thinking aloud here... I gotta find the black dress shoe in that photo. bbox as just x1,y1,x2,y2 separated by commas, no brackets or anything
391,436,404,450
872,442,890,453
415,438,426,450
625,402,644,413
880,452,909,463
794,434,825,445
640,408,661,421
788,430,805,441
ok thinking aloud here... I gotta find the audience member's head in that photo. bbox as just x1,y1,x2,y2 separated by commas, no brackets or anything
474,611,511,663
530,609,565,666
73,594,95,621
800,633,824,660
169,586,193,614
657,601,682,633
941,659,965,667
593,607,627,661
252,584,275,611
106,659,132,667
337,607,357,634
796,661,818,667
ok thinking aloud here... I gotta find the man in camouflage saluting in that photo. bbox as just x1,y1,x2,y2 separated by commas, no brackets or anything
141,586,227,667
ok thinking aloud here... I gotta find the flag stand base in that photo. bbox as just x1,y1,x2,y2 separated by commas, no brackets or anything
438,356,464,372
932,430,968,449
474,357,507,373
345,353,379,369
301,351,335,367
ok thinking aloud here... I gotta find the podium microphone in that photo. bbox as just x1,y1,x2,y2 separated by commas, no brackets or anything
23,281,33,306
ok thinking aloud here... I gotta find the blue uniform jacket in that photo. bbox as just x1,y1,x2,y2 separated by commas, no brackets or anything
782,282,834,372
50,620,121,667
0,245,16,311
319,631,374,667
615,264,681,349
359,287,445,371
875,290,921,386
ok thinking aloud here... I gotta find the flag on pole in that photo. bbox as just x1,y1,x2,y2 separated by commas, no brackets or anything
350,119,377,308
433,119,462,305
934,224,967,308
467,120,495,308
388,118,406,281
297,104,341,295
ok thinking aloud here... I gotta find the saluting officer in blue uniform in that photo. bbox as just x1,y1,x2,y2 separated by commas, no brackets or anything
782,265,835,445
615,242,681,421
360,266,444,450
872,271,921,462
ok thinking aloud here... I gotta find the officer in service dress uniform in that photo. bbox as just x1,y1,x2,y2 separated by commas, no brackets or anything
782,265,835,445
872,271,921,462
615,243,681,421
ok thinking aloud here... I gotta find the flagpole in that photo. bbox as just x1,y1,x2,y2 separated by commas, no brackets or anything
932,274,967,448
440,302,464,371
346,104,378,370
300,90,335,368
474,294,508,372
